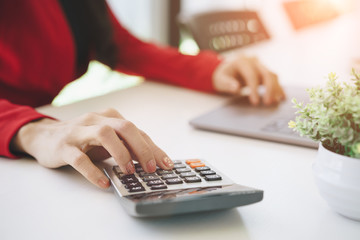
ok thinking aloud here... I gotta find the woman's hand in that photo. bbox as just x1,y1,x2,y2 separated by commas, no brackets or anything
212,55,286,105
11,108,174,189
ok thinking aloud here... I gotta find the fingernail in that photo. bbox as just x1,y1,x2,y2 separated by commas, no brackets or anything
98,177,110,189
162,157,174,169
146,160,156,172
126,161,135,174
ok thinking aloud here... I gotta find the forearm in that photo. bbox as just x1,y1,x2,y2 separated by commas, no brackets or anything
108,11,222,92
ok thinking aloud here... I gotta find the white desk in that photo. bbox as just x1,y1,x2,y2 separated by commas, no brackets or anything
2,10,360,240
1,81,360,240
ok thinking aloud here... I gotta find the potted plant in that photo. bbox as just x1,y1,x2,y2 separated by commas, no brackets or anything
289,70,360,221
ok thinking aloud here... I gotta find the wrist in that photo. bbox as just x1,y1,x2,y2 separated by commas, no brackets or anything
10,118,57,155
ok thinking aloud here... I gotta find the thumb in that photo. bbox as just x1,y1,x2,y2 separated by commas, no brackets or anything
214,75,241,94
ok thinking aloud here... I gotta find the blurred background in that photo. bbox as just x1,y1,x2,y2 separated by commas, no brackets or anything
53,0,360,106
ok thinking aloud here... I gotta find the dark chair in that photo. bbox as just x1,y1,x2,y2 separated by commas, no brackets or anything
180,11,270,53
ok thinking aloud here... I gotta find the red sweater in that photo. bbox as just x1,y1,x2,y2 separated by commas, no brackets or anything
0,0,221,158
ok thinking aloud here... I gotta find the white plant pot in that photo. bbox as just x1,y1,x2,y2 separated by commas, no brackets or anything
313,143,360,221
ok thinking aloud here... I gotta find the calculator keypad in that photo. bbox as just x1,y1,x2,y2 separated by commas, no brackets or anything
111,159,223,194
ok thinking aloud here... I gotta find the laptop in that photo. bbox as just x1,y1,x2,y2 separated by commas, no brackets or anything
190,86,318,148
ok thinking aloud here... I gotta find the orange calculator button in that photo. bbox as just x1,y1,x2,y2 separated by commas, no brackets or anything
189,162,206,168
185,159,201,164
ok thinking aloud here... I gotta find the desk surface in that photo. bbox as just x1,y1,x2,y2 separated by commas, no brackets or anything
2,81,360,240
2,11,360,240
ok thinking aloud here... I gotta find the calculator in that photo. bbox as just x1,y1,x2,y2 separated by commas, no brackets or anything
103,159,263,217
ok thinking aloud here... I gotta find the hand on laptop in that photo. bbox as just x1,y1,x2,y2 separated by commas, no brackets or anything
11,108,174,189
212,55,285,105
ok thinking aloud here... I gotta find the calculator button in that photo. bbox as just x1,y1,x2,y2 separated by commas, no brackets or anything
172,160,183,164
135,166,144,173
142,176,161,182
179,172,196,178
205,175,222,181
120,175,138,184
161,174,178,180
184,176,202,183
156,170,174,175
150,184,168,190
190,162,206,168
173,164,187,169
175,168,191,174
147,180,164,186
129,186,145,192
165,178,183,185
200,170,216,176
185,159,201,164
125,182,143,189
138,172,158,178
195,166,210,172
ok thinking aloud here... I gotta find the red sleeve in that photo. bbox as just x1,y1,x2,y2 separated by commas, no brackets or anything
109,12,222,92
0,100,49,158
